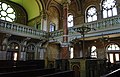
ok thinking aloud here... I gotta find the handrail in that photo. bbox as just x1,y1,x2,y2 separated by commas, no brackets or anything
50,15,120,38
101,68,120,77
1,15,120,40
41,70,74,77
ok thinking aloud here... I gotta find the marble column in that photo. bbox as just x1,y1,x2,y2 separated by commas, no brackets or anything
61,0,70,59
41,12,48,31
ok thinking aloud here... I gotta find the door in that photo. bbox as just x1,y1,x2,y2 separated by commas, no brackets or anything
6,51,18,61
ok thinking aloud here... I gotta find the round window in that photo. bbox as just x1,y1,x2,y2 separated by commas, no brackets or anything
0,2,16,22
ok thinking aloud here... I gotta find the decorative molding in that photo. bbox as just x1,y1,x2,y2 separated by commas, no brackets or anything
61,42,70,47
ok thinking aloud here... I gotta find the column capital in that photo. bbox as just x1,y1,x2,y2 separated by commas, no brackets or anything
62,0,71,5
40,11,47,20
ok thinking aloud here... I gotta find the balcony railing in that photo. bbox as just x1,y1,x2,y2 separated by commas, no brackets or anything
0,15,120,41
0,20,48,40
49,15,120,40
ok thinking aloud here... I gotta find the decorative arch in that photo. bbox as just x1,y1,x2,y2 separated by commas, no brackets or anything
11,0,40,20
72,64,80,77
107,43,120,51
27,43,36,52
47,6,60,31
7,41,20,61
7,40,21,51
85,5,97,22
26,43,36,60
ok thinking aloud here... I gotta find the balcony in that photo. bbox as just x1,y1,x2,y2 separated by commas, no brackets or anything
0,20,48,40
0,15,120,42
49,15,120,42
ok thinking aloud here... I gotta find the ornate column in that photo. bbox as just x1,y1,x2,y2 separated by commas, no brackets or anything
61,0,71,59
0,34,11,60
2,34,11,51
41,11,48,31
20,37,31,61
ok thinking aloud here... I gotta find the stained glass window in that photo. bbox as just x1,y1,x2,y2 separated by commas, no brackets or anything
0,2,16,22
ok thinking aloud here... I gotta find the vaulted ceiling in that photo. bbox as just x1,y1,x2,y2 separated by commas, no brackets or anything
10,0,82,21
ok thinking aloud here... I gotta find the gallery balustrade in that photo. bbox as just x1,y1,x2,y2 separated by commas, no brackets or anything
0,20,47,40
0,15,120,41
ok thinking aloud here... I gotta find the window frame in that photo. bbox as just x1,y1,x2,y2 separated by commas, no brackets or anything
0,1,16,22
101,0,117,18
86,6,97,22
106,43,120,63
50,22,56,32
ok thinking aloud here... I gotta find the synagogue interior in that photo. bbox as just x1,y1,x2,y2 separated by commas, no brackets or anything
0,0,120,77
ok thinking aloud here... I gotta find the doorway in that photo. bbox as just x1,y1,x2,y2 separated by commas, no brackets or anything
6,51,18,61
7,42,19,61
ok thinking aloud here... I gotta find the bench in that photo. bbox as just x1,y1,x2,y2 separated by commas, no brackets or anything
0,60,45,72
0,68,56,77
37,70,75,77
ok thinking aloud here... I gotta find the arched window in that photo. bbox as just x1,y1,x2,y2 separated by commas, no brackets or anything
102,0,117,18
90,46,97,58
50,22,56,32
107,43,120,63
68,14,73,27
108,43,120,50
27,44,35,51
86,6,97,22
70,47,74,58
0,2,16,22
7,42,19,50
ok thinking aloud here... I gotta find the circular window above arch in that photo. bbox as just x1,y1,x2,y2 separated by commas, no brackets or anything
0,1,16,22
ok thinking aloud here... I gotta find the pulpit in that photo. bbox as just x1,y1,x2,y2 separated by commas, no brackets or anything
69,58,106,77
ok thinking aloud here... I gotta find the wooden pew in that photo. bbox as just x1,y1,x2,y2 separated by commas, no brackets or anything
101,68,120,77
0,65,37,72
0,60,45,73
38,70,75,77
0,68,56,77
